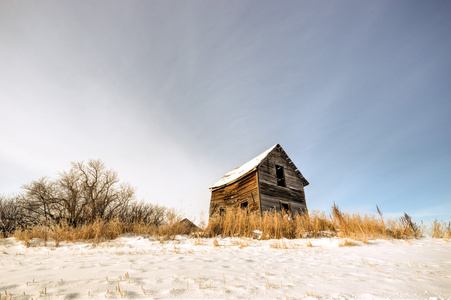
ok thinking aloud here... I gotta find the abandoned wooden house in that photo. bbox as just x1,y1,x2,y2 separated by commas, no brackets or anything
209,144,309,217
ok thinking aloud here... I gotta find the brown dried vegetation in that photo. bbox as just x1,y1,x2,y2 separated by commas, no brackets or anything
205,204,445,241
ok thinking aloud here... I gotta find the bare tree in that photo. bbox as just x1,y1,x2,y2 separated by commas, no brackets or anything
0,194,27,236
121,201,167,226
68,159,135,223
20,177,59,224
15,159,135,227
57,168,87,226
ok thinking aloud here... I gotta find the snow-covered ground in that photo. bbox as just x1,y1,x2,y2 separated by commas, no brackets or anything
1,236,450,299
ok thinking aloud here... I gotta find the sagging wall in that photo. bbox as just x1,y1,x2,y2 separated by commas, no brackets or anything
209,171,260,217
258,147,307,214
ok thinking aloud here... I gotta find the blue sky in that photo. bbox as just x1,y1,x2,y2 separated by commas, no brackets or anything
1,1,450,223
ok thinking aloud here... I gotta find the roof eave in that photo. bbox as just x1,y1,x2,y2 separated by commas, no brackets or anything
208,144,279,190
209,166,259,191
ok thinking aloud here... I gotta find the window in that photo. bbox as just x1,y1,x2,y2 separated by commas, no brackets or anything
240,201,248,209
280,202,291,214
276,165,286,187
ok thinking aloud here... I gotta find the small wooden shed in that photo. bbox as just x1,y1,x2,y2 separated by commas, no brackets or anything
209,144,309,217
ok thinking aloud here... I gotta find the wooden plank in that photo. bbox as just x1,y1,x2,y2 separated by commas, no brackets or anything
259,182,305,203
209,171,260,217
257,147,306,211
257,147,306,191
260,195,306,214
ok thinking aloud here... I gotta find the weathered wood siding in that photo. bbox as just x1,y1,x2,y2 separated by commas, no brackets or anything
209,171,260,217
258,147,307,214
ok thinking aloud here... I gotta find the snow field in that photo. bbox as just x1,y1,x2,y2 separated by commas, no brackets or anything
1,236,450,299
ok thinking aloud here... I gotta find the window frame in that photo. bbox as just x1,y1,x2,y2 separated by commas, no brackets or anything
275,165,286,187
279,201,292,214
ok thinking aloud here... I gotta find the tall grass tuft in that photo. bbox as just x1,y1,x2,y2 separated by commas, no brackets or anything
205,204,434,240
429,219,451,238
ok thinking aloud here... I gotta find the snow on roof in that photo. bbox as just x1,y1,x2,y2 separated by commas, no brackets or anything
209,144,278,190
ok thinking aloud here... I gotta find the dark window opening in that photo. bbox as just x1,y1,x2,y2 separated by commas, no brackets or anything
280,202,291,214
240,201,248,209
276,165,286,187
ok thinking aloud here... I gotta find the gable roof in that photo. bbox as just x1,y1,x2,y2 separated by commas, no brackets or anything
209,144,309,190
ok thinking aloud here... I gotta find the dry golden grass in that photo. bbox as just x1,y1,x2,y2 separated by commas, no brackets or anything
339,239,357,247
10,204,450,245
269,240,289,249
194,234,202,246
204,204,442,241
13,216,198,246
429,219,451,238
231,239,251,248
14,219,125,246
205,208,336,239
